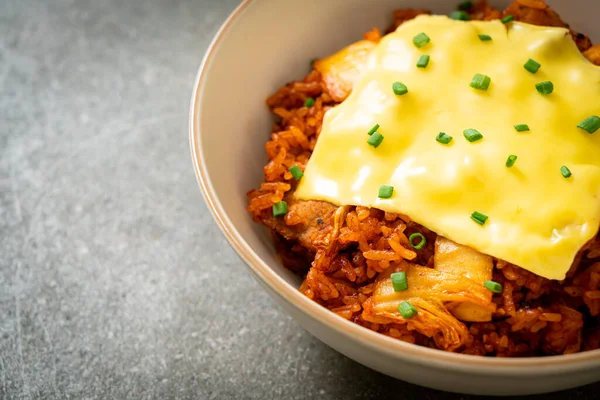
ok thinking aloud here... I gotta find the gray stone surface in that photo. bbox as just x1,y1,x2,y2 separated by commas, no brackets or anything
1,0,599,399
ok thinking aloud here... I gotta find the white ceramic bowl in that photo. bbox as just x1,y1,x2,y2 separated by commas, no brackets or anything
190,0,600,395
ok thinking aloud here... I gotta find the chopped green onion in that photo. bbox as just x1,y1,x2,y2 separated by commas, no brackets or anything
524,58,541,74
577,116,600,134
409,232,426,250
561,165,572,178
478,34,492,41
436,132,453,145
398,301,418,319
304,97,315,107
392,82,408,96
367,124,380,136
470,73,491,91
501,14,514,23
367,132,384,148
378,185,394,199
413,32,431,48
463,128,483,142
536,81,554,95
289,165,304,180
310,58,318,67
450,11,470,21
416,54,430,68
505,154,518,168
458,1,473,11
514,124,530,132
391,271,408,292
471,211,488,225
484,280,503,293
272,201,288,217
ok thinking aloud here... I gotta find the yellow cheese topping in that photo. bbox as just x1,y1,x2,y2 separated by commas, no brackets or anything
295,15,600,280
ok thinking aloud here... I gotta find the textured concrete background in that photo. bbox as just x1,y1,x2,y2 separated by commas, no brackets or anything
1,0,599,399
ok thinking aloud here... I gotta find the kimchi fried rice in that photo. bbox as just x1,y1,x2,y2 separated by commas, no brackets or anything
247,0,600,357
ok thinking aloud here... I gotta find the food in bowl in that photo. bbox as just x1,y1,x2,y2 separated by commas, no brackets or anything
247,0,600,357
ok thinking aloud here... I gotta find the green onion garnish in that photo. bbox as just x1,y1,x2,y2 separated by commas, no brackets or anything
436,132,453,145
484,280,503,293
470,73,491,91
463,128,483,142
524,58,541,74
392,82,408,96
367,124,380,136
289,165,304,180
471,211,488,225
478,34,492,41
378,185,394,199
536,81,554,95
505,155,518,168
409,232,426,250
501,15,514,23
413,32,431,48
577,116,600,134
514,124,530,132
368,132,384,148
416,54,430,68
561,165,572,178
391,271,408,292
304,97,315,107
398,301,418,319
458,1,473,11
450,11,470,21
272,201,288,217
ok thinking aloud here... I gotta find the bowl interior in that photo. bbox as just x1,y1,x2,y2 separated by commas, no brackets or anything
195,0,600,288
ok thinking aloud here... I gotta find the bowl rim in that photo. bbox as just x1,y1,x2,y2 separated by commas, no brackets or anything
189,0,600,374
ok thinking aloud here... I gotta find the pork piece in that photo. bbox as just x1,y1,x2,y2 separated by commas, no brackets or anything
259,199,338,253
313,40,377,102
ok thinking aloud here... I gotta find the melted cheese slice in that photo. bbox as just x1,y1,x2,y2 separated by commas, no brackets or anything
296,15,600,280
